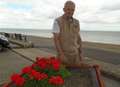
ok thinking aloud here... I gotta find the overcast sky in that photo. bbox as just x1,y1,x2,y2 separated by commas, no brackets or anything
0,0,120,31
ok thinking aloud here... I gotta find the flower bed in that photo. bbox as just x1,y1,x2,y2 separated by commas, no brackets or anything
3,56,71,87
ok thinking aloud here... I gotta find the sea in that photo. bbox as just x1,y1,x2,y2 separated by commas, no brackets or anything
0,29,120,45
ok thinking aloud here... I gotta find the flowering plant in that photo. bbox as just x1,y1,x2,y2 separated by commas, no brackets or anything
3,56,71,87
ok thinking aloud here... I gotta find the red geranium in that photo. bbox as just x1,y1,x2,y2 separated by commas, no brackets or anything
38,73,48,80
31,63,37,68
22,66,32,74
30,70,48,80
49,57,60,71
49,75,64,85
36,57,48,69
3,56,71,87
11,74,25,86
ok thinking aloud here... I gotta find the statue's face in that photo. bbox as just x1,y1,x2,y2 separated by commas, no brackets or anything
63,4,75,18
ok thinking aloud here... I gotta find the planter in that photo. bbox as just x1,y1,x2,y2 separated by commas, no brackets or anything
63,65,104,87
2,56,104,87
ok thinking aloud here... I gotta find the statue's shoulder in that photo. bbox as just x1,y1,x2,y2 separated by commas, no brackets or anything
73,18,79,26
73,18,79,24
55,16,62,22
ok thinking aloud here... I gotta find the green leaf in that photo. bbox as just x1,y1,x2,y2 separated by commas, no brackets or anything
44,68,58,77
23,79,37,87
58,67,72,78
37,79,48,87
33,66,41,72
22,74,30,80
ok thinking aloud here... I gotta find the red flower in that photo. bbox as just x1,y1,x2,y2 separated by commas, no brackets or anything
11,74,25,86
30,70,48,80
50,57,60,71
37,73,48,80
30,70,39,79
5,56,68,87
22,66,32,74
31,63,37,68
36,58,48,69
49,76,64,85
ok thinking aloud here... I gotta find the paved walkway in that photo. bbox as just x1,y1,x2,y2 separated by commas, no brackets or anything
12,48,55,62
82,42,120,54
0,50,32,84
83,47,120,65
36,46,120,65
12,48,120,81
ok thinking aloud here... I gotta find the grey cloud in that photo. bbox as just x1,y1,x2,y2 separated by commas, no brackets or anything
82,19,120,24
101,3,120,11
81,17,120,24
116,17,120,23
48,10,62,19
81,19,105,24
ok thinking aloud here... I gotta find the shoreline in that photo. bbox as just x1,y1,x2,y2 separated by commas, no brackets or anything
1,31,120,45
27,35,120,45
26,35,120,53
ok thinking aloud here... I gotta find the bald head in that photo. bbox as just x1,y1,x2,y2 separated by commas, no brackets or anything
63,1,75,18
64,1,75,8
